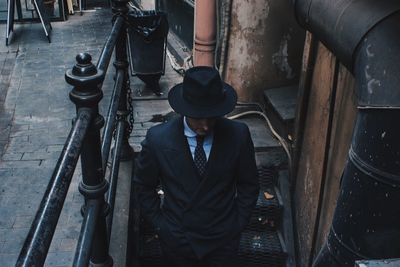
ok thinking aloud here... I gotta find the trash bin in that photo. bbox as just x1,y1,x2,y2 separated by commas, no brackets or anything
127,10,169,96
43,0,56,17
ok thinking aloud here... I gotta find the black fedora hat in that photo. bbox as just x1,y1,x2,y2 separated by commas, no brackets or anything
168,66,237,118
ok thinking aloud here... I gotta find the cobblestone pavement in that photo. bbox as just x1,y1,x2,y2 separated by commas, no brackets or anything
0,8,116,266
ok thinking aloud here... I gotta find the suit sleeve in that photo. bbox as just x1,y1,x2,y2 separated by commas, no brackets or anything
236,125,260,230
133,133,163,229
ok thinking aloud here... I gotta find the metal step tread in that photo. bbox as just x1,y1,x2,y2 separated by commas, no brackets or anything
263,85,297,122
238,230,287,267
248,187,283,231
137,229,287,267
263,85,298,140
247,167,284,231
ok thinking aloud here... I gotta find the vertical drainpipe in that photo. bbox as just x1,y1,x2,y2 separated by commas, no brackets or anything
193,0,217,67
293,0,400,266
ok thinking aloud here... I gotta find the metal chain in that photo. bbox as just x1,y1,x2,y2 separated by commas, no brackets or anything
126,75,135,135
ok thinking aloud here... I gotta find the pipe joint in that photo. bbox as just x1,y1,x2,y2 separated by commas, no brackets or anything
295,0,400,69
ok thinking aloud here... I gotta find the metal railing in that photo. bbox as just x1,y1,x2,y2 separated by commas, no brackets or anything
15,0,133,265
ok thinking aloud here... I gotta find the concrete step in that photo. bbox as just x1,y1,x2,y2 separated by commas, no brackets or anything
263,85,298,141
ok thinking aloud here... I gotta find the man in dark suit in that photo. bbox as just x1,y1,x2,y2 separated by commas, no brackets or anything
133,66,259,266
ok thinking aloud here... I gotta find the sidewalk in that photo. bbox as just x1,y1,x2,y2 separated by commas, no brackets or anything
0,8,122,266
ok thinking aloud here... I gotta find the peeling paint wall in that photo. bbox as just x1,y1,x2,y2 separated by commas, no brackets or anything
224,0,305,102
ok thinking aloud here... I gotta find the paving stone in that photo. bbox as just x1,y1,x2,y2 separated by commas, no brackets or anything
1,239,24,254
0,160,41,169
2,153,23,161
0,215,15,230
48,239,62,253
5,141,47,153
12,215,34,229
1,228,30,243
0,230,7,242
58,239,78,252
44,251,74,267
0,126,11,141
0,253,18,267
47,144,65,152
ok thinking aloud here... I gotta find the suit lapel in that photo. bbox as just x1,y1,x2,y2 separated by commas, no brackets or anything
185,119,226,209
161,116,201,194
202,121,223,186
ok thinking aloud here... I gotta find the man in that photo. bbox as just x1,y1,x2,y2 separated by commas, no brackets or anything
133,66,259,266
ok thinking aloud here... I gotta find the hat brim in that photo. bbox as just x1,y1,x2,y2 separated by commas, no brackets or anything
168,82,237,118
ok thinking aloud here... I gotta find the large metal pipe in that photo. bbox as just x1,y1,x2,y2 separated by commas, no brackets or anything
293,1,400,266
193,0,217,67
295,0,400,70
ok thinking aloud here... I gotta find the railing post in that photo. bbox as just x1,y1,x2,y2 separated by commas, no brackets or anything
113,0,133,161
66,53,113,267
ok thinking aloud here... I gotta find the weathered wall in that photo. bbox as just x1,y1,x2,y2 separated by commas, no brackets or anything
224,0,305,102
293,32,358,267
293,41,338,267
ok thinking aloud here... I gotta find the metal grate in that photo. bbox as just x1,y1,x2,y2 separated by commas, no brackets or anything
139,233,162,258
258,166,278,190
238,230,286,267
138,231,286,267
247,189,283,231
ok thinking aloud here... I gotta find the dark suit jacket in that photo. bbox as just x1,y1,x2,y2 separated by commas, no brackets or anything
133,116,259,258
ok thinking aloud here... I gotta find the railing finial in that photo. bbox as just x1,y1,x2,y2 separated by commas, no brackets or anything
66,53,105,109
73,53,97,76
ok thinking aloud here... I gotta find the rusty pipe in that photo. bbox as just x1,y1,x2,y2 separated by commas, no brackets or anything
193,0,217,67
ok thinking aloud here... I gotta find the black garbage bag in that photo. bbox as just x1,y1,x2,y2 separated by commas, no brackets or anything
128,10,169,43
127,10,169,95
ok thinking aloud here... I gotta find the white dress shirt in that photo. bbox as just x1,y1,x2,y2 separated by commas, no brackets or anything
183,117,213,161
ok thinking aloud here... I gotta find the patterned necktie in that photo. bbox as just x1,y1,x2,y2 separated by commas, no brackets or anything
194,135,207,177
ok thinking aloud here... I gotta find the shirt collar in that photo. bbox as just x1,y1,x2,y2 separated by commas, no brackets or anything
183,116,197,137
